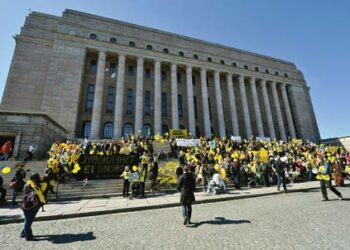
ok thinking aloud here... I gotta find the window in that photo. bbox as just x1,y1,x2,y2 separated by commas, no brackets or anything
129,41,135,47
193,96,198,119
103,122,113,139
161,71,166,81
109,62,116,74
110,37,117,43
85,84,94,113
207,57,212,62
193,54,198,59
244,65,248,69
90,60,97,72
143,124,152,137
177,73,182,83
106,86,114,113
162,92,167,117
255,67,259,72
178,94,183,118
265,69,269,74
128,66,134,76
284,73,288,78
144,90,151,116
126,88,133,115
192,75,196,85
90,33,97,39
161,124,169,135
275,71,279,76
163,48,169,53
208,98,212,120
145,68,151,78
179,51,184,56
123,123,134,138
232,62,237,67
146,44,153,50
220,60,225,65
82,121,91,138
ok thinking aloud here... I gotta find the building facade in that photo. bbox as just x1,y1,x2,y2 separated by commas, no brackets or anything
0,9,320,141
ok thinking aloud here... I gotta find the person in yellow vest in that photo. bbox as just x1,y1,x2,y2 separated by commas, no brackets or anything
316,159,343,201
139,164,147,198
20,173,46,241
120,166,130,198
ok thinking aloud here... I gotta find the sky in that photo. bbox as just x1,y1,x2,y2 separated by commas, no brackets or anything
0,0,349,139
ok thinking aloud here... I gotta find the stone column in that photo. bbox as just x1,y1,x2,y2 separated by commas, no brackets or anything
214,70,226,138
90,51,106,139
171,63,179,129
281,83,296,139
261,79,276,139
153,59,161,135
238,75,252,138
186,65,196,137
200,68,211,138
249,77,264,137
134,57,144,136
271,81,287,141
113,54,126,138
226,73,239,136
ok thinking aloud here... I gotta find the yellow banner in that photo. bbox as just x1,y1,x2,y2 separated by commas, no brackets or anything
169,129,188,138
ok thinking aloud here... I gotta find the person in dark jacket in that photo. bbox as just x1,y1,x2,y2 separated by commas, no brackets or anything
177,165,196,226
273,157,288,191
0,174,6,202
11,163,26,206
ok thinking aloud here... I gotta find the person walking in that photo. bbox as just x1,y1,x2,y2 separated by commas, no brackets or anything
24,144,35,162
0,140,12,161
0,174,7,203
316,159,343,201
177,165,196,226
11,163,26,206
273,156,288,191
20,173,46,241
120,166,130,197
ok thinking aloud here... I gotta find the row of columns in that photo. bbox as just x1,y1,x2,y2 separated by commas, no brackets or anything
89,51,296,140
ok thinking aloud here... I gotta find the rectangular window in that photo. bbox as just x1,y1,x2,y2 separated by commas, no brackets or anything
177,73,182,83
193,96,198,119
106,86,114,113
126,88,133,115
145,68,151,79
192,75,196,85
144,90,151,116
90,60,97,73
162,92,167,117
161,71,166,81
128,66,134,76
109,62,116,74
178,94,183,118
85,84,94,113
208,98,212,120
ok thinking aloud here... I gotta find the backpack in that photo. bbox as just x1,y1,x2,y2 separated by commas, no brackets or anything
21,189,39,210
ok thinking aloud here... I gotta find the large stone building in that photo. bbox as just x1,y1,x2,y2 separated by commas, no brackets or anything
1,9,320,149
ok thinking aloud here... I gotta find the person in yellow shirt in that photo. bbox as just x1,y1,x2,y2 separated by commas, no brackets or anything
120,166,130,197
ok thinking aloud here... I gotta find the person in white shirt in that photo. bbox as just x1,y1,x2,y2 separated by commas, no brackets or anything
207,171,226,194
24,145,35,161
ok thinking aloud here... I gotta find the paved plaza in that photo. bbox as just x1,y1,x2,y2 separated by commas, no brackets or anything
0,185,349,249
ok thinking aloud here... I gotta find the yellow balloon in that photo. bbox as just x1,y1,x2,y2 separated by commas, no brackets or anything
2,166,11,174
72,163,81,174
132,165,138,171
214,164,220,171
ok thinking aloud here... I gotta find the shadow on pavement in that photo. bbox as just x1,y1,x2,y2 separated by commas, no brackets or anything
187,217,251,228
35,231,96,244
0,214,21,220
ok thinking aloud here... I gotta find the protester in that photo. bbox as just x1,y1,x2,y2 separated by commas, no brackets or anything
11,163,26,206
24,144,35,162
20,173,46,241
0,174,6,202
177,165,196,226
149,158,159,192
0,140,12,161
120,166,130,197
273,156,288,191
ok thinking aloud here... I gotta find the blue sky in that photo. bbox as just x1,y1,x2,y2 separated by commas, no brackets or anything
0,0,349,139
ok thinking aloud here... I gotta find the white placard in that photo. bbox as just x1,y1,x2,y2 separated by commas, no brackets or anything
230,135,242,143
176,139,200,147
256,137,271,142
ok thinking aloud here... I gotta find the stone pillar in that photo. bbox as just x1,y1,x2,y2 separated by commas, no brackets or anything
261,79,276,139
214,70,226,138
90,51,106,139
226,73,239,136
113,54,126,138
249,77,264,137
238,75,252,138
186,65,196,137
171,63,179,129
154,59,161,135
271,81,287,141
281,83,296,139
134,57,144,136
200,68,211,138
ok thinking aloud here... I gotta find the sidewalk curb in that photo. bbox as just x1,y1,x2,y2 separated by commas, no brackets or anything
0,186,321,225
